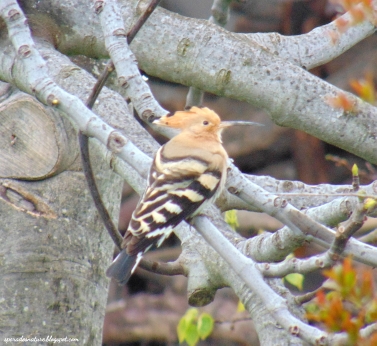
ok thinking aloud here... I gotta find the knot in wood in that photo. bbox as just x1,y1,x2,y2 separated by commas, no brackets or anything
142,109,155,122
118,76,129,88
113,28,127,37
315,259,325,268
18,45,31,58
289,325,299,336
107,131,126,153
94,0,104,14
216,69,231,86
316,335,327,346
331,253,340,261
227,186,239,195
46,94,59,106
177,38,192,56
282,180,294,192
8,9,20,21
136,0,150,15
274,197,287,208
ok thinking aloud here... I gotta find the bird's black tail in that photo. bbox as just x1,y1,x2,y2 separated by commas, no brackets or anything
106,250,137,285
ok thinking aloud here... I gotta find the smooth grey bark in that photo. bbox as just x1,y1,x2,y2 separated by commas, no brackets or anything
0,137,122,344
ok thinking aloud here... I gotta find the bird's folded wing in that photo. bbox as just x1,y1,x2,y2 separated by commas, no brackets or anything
124,154,222,256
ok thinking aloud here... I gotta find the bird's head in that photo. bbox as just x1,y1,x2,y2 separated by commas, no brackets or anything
153,107,222,135
153,107,263,138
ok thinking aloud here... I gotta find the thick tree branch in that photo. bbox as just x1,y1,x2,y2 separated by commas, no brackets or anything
185,0,232,108
98,0,166,121
243,2,377,69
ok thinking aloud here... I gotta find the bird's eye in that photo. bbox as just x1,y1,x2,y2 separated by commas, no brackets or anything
203,121,209,125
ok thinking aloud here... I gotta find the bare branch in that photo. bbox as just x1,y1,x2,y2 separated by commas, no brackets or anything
328,200,367,260
79,132,123,249
244,2,376,69
2,2,377,344
256,199,368,278
227,165,377,267
193,215,328,345
258,252,334,278
245,174,377,213
138,258,186,276
295,287,324,305
98,0,167,121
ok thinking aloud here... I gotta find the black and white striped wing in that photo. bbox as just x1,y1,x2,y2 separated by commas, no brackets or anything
124,149,223,256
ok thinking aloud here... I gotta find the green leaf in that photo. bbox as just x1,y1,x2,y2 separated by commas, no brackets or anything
177,308,199,344
285,273,304,291
197,313,214,340
224,210,239,231
185,308,199,324
186,323,200,346
363,198,377,212
177,315,187,343
352,163,359,176
237,300,245,312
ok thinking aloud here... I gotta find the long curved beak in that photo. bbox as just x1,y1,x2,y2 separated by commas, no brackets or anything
220,121,264,128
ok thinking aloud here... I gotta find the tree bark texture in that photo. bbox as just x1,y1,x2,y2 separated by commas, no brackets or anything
0,111,122,344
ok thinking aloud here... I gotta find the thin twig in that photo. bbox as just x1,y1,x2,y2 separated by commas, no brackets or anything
326,154,375,183
295,286,324,305
78,133,123,249
138,258,186,276
86,62,115,109
127,0,161,44
215,316,252,324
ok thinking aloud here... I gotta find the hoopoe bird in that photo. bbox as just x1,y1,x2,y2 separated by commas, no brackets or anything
106,107,261,284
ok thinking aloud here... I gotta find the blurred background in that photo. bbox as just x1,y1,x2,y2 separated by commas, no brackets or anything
101,1,377,345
